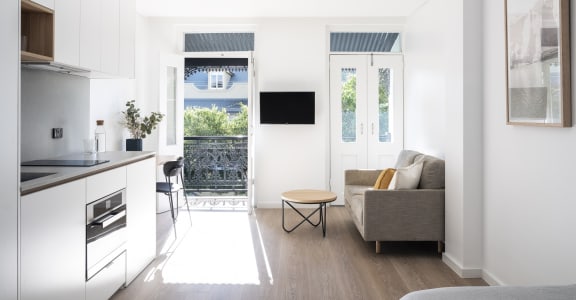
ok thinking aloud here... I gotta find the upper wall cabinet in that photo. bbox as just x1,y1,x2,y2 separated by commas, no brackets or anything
21,0,54,62
54,0,80,66
79,0,102,71
101,0,120,75
78,0,134,77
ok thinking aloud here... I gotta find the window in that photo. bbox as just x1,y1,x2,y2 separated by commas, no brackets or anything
209,71,224,89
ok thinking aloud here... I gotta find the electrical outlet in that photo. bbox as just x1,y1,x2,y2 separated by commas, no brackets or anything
52,128,63,139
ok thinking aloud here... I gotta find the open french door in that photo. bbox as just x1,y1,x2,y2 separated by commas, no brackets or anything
181,52,255,214
158,54,185,157
156,54,185,213
329,54,404,205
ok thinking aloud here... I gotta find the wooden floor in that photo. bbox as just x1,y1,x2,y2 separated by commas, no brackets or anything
111,206,486,300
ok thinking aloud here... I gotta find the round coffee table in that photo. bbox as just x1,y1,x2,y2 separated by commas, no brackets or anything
281,189,337,237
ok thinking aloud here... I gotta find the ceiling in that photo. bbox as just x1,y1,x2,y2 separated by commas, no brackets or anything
136,0,429,18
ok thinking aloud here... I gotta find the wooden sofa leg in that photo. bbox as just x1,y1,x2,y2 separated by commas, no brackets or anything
375,241,381,254
437,241,445,253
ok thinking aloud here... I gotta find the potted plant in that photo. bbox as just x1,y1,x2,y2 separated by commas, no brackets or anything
121,100,164,151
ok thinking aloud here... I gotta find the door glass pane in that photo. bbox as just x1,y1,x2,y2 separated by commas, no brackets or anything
166,66,177,145
341,68,357,142
378,68,391,142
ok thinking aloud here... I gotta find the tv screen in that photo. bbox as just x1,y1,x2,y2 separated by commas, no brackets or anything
259,91,315,124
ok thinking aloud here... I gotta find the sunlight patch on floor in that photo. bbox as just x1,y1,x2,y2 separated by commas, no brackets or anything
152,211,262,285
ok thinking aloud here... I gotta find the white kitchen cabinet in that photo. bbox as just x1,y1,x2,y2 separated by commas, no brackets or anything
86,166,126,203
0,1,19,299
30,0,54,9
54,0,80,66
126,157,157,283
80,0,102,71
119,0,135,78
101,0,120,75
20,179,86,300
86,252,126,300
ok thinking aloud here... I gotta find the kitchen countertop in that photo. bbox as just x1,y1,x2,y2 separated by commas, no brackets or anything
21,151,156,196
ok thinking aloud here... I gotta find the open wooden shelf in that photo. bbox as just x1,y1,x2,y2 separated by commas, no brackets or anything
21,0,54,62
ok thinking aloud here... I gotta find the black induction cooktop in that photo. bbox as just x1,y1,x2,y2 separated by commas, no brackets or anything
21,159,110,167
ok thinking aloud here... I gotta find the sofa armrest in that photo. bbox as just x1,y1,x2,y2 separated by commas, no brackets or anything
362,189,445,241
345,169,382,186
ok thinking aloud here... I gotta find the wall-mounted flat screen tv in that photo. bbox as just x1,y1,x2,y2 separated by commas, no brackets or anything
259,91,315,124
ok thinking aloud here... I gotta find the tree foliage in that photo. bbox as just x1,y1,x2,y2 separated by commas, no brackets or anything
184,103,248,136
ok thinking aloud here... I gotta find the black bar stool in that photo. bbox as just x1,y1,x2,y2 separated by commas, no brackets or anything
156,157,190,222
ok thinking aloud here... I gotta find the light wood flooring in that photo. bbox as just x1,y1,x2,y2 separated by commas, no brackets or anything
111,206,486,300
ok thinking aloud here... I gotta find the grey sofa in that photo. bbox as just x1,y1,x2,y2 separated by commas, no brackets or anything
344,150,445,253
400,285,576,300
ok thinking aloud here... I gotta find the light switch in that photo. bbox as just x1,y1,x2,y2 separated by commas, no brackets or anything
52,128,63,139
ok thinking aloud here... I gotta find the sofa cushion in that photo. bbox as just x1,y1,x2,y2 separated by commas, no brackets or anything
389,161,423,190
418,155,445,189
373,168,396,189
345,185,371,198
395,150,422,168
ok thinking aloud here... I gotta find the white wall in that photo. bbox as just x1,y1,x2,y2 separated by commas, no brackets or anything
482,0,576,285
0,0,19,298
404,0,484,277
90,79,136,151
138,16,405,207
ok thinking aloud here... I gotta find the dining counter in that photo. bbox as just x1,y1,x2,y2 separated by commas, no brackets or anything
20,151,156,196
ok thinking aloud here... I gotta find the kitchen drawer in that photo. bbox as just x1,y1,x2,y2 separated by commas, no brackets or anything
86,251,126,300
87,166,126,203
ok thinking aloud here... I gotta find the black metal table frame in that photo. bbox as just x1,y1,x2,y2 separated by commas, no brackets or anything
282,200,328,237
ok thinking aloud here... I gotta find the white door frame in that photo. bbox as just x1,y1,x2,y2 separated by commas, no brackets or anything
182,51,255,214
329,54,404,205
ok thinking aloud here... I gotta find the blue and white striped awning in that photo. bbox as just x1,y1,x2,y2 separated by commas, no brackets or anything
184,33,255,52
330,32,401,52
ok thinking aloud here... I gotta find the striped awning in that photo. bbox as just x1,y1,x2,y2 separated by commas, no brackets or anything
330,32,401,52
184,33,255,52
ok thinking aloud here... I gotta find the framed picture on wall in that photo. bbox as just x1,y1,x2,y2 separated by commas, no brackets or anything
505,0,571,127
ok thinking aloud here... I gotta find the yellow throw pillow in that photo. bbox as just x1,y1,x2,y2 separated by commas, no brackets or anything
373,168,396,189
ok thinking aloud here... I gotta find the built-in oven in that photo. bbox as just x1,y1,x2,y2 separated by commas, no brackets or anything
86,189,127,280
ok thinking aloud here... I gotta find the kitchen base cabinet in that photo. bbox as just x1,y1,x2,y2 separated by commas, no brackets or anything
20,179,86,300
86,252,126,300
126,157,157,284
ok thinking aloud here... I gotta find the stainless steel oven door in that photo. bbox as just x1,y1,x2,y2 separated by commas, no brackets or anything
86,189,127,280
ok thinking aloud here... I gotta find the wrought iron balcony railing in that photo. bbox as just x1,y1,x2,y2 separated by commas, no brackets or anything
183,136,248,193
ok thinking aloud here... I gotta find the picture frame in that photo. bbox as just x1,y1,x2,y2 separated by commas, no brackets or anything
505,0,571,127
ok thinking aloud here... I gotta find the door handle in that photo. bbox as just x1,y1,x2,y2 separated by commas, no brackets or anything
360,123,364,135
93,210,126,228
371,123,375,135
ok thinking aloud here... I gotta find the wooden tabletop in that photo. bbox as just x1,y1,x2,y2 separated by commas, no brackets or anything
281,189,337,204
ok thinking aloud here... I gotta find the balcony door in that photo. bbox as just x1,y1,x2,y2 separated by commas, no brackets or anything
329,54,404,205
181,53,254,213
159,54,185,157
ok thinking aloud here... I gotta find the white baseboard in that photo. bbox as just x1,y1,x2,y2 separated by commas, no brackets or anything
442,253,483,278
481,269,504,286
255,201,281,208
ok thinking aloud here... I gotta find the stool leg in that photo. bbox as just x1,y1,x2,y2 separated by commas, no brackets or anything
167,192,175,223
181,172,190,212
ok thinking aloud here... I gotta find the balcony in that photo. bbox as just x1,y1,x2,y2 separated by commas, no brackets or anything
183,136,248,198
